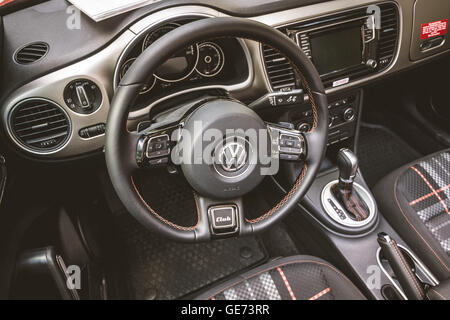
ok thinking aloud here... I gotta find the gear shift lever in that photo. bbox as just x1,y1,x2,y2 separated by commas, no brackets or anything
332,149,370,221
337,148,358,188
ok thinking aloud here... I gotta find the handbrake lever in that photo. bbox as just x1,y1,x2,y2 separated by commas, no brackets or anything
377,233,426,300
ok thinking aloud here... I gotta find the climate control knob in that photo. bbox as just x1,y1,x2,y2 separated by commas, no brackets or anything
366,59,378,69
343,108,356,122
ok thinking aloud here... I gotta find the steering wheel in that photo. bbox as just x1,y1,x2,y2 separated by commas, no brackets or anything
106,17,328,242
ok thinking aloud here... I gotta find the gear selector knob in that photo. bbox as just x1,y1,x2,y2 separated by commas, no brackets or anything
337,148,358,186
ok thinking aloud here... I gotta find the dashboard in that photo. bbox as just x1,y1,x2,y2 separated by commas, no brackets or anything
0,0,449,159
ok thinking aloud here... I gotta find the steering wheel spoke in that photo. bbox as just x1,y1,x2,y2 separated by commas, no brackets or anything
194,194,247,240
106,17,328,242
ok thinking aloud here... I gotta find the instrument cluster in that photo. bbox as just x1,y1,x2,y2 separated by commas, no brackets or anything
115,20,247,110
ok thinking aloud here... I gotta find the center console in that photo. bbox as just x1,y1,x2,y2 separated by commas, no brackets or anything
292,92,360,146
282,144,442,300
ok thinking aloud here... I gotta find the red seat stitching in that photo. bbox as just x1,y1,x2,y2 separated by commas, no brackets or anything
393,174,450,273
277,267,296,300
410,166,449,214
409,184,450,206
308,287,331,300
207,259,365,300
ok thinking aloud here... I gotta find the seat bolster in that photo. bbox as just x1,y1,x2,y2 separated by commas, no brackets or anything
195,255,365,300
373,150,450,281
427,280,450,300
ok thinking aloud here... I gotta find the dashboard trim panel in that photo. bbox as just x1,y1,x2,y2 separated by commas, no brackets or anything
1,1,448,159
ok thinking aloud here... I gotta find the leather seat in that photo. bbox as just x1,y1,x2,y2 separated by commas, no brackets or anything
373,150,450,280
196,255,365,300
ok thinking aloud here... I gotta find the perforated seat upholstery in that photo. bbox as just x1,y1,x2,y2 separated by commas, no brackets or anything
196,255,365,300
373,150,450,280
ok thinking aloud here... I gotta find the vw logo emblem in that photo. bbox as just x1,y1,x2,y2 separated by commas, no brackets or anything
220,141,248,172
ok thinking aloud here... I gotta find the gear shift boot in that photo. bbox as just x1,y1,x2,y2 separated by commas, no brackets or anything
321,149,376,228
332,149,370,222
331,184,370,221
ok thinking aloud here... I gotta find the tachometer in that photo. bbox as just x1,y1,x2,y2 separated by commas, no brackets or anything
119,58,155,94
196,42,224,77
142,23,199,82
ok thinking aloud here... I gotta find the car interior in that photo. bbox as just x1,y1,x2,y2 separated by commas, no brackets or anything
0,0,449,301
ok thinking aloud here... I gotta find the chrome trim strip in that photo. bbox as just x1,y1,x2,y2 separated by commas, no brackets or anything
321,180,376,228
376,247,408,300
291,14,374,35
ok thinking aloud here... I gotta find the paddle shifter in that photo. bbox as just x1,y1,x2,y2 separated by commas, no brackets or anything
332,149,370,221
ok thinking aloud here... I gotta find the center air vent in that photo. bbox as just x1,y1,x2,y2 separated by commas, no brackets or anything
262,45,298,91
377,3,399,67
14,42,49,65
9,99,71,153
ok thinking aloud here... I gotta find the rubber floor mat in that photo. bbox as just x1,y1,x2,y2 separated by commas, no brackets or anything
116,213,267,300
357,124,421,187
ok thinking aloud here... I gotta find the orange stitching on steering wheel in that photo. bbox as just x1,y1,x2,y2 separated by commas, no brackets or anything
245,164,308,224
131,176,200,231
130,39,320,230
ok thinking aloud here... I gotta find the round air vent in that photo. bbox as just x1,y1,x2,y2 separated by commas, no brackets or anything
9,99,71,153
14,42,49,65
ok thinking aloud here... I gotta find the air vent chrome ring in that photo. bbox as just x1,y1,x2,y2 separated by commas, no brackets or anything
8,98,72,155
14,42,49,65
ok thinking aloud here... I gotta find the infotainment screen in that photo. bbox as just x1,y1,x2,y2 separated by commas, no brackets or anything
310,25,363,75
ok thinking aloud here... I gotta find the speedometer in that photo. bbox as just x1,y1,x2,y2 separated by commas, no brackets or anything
196,42,224,77
142,24,199,82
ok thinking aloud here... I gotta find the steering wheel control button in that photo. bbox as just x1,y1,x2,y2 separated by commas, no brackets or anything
280,154,301,161
278,133,304,161
268,124,306,162
209,205,238,234
280,134,302,149
149,157,169,166
64,79,102,114
146,135,170,159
